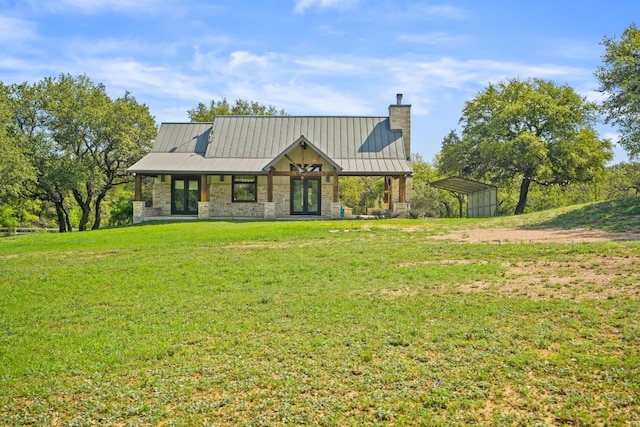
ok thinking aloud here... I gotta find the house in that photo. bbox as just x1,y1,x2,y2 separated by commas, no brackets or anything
128,94,413,222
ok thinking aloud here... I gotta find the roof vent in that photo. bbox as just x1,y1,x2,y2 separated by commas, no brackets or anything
396,93,403,105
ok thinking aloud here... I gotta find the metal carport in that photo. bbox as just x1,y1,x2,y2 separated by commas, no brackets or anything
430,177,497,217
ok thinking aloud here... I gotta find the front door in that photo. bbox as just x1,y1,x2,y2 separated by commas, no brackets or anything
172,177,200,215
291,178,321,215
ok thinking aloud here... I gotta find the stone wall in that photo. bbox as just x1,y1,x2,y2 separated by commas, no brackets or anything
152,178,171,215
152,175,337,219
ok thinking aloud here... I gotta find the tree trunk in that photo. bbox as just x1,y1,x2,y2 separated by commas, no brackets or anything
515,177,532,215
64,207,72,232
442,201,451,217
455,193,464,217
54,202,67,232
73,189,92,231
92,193,107,230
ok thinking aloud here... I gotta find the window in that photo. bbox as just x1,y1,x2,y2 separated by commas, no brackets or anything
232,175,257,202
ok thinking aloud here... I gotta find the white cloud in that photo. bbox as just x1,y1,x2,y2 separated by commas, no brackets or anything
396,57,591,91
0,15,37,43
396,32,469,47
387,3,469,21
228,51,274,70
27,0,175,14
227,81,375,116
85,59,213,102
294,0,360,14
292,57,363,75
423,4,468,20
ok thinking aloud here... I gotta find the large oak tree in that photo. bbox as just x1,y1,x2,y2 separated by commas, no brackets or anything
0,83,36,206
439,78,612,215
596,23,640,158
10,75,156,231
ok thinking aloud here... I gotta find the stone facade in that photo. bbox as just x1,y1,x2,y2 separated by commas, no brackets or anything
132,201,145,224
152,178,171,216
148,174,337,219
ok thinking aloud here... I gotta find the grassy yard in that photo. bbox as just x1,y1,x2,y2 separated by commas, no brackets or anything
1,199,639,426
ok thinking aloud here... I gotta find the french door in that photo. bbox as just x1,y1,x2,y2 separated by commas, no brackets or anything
172,177,200,215
291,178,321,215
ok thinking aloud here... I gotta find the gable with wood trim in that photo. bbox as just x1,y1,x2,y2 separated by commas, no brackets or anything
128,94,413,221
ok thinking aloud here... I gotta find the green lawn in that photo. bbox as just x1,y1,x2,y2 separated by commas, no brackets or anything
1,199,639,426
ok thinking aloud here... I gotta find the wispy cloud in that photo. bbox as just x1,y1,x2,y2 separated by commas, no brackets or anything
227,80,375,115
423,4,468,20
294,0,360,14
0,15,37,43
396,32,469,47
85,59,212,101
388,3,469,21
25,0,176,14
393,57,593,93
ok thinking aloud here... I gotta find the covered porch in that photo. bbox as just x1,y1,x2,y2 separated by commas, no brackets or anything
131,171,410,223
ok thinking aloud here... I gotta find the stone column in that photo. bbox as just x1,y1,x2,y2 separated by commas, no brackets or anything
331,202,342,219
392,202,410,218
133,201,145,224
264,201,276,219
198,201,210,219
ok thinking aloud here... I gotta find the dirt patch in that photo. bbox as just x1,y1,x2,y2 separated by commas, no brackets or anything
430,227,640,243
458,257,639,301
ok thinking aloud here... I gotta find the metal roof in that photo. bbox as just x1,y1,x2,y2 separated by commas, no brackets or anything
151,122,214,154
129,116,412,175
429,177,496,194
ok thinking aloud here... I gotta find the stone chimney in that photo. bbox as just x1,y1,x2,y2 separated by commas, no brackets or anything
389,93,411,160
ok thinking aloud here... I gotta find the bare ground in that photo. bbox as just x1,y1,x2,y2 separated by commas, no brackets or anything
395,226,640,301
430,226,640,243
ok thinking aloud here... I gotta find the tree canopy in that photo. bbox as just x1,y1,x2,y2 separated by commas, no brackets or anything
596,22,640,158
0,83,36,207
8,74,156,231
187,98,287,122
438,78,612,215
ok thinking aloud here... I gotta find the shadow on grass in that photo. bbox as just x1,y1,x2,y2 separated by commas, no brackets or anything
538,197,640,233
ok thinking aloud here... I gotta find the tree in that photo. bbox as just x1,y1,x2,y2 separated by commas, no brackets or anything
440,78,612,215
10,75,156,231
411,153,461,218
0,83,36,206
596,23,640,158
339,177,384,215
187,98,287,121
435,131,471,217
606,162,640,197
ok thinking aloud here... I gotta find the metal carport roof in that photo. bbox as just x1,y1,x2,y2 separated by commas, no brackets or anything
429,177,497,218
429,177,495,194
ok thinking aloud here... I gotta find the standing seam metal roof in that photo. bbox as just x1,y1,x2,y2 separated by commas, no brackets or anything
129,116,412,174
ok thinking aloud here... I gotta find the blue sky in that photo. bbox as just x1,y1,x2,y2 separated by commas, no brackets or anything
0,0,636,163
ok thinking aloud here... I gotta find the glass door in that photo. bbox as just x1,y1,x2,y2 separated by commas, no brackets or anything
172,177,200,215
291,178,321,215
